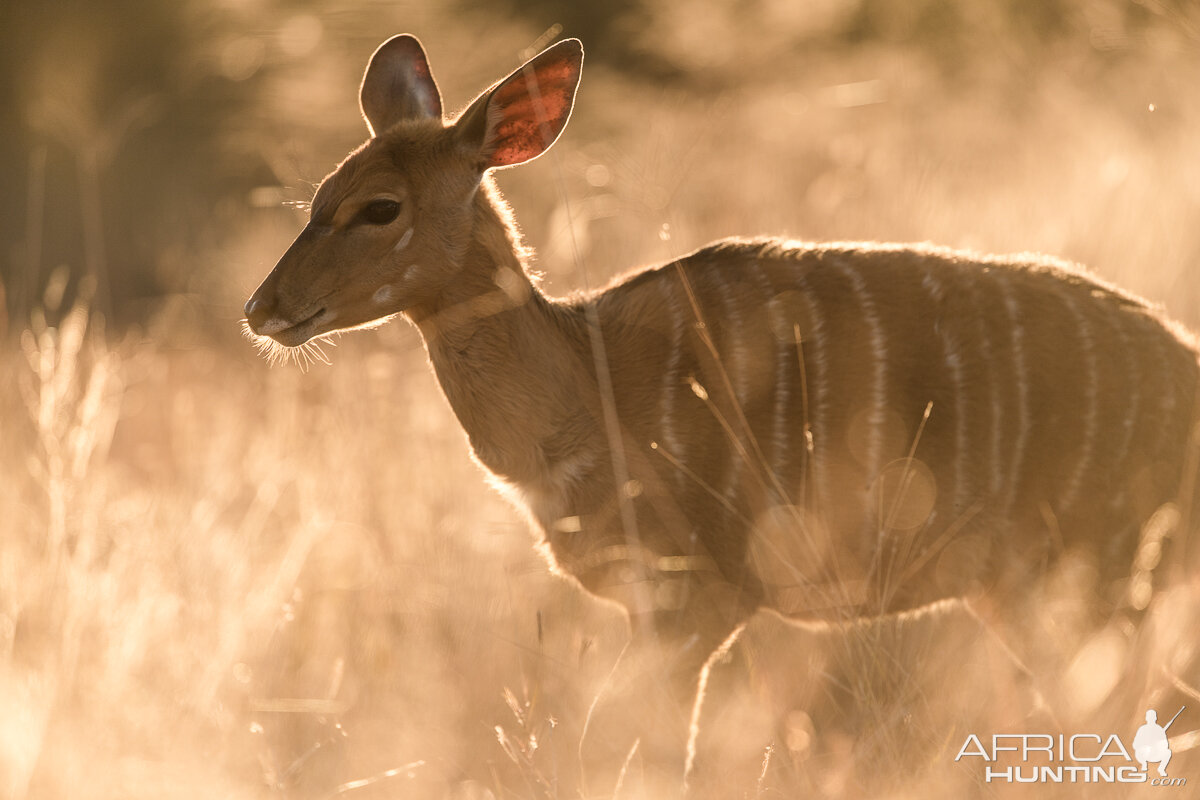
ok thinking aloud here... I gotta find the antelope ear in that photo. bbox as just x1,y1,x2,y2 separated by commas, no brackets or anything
360,34,443,136
453,38,583,170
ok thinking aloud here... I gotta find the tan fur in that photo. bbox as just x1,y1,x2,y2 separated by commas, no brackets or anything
246,35,1200,782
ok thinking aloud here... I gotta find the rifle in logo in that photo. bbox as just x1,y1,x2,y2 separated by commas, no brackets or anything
1134,706,1184,778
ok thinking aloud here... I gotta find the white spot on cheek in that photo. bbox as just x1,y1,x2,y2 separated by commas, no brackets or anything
316,309,337,324
393,227,414,252
372,285,394,305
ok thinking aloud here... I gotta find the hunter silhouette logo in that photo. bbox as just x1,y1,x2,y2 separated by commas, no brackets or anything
955,705,1188,785
1135,707,1184,778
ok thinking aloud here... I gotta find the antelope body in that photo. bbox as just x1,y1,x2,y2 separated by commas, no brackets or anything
245,33,1200,780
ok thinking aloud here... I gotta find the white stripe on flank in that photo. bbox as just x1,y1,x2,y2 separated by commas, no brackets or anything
658,273,685,476
1115,321,1139,458
996,273,1030,519
713,269,746,509
1146,324,1176,463
750,261,791,496
924,267,969,516
715,270,751,411
837,259,888,485
972,278,1003,501
794,268,829,517
1108,312,1139,508
1056,286,1098,515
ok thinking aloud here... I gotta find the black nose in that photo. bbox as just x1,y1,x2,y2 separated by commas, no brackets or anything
244,292,274,333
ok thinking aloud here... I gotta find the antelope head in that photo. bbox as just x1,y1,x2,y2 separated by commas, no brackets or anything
243,34,583,351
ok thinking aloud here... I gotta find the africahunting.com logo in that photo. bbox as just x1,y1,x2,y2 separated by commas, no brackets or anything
955,706,1187,786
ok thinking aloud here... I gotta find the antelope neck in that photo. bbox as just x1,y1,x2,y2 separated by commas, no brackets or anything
411,182,594,485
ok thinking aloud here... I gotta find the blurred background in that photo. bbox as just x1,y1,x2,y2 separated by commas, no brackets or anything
3,0,1200,798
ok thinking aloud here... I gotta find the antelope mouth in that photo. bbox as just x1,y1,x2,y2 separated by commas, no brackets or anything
266,306,327,347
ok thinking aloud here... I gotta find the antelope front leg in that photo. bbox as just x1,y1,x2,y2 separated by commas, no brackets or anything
579,591,750,797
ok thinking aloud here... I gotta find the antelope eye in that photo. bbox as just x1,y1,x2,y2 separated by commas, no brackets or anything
359,199,401,225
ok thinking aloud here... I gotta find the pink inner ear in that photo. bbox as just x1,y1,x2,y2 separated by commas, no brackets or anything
487,59,577,167
407,55,441,119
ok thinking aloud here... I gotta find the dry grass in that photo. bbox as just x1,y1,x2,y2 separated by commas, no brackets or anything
7,2,1200,798
1,301,639,798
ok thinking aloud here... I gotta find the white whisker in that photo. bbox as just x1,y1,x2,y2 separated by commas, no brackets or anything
240,319,338,370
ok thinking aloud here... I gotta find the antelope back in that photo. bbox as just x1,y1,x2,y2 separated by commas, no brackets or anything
576,240,1200,618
